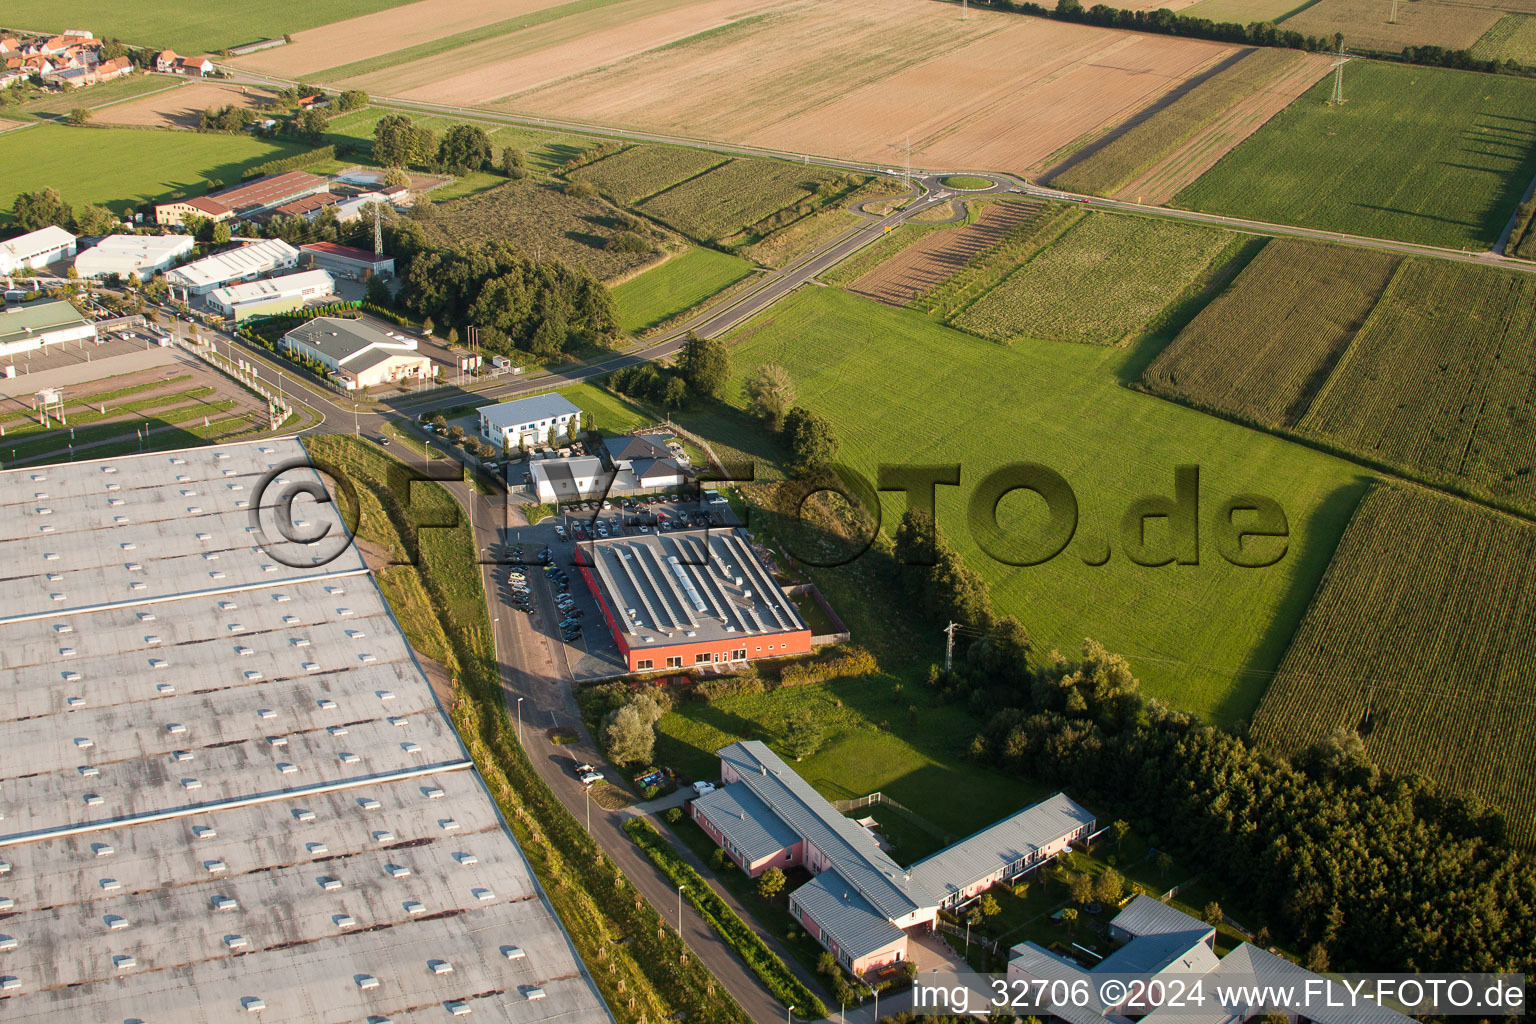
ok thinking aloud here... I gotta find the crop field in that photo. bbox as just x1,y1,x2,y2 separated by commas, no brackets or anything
1143,240,1401,427
914,206,1082,319
321,107,589,175
1182,0,1313,19
13,75,179,118
1052,49,1306,196
0,124,310,223
415,179,669,280
1298,260,1536,511
848,201,1043,307
1,0,414,54
1283,0,1502,52
610,247,753,332
229,0,585,78
1252,485,1536,843
94,82,278,130
442,0,1243,175
637,158,855,244
573,144,729,205
950,212,1235,346
687,286,1368,722
1176,60,1536,249
1471,13,1536,64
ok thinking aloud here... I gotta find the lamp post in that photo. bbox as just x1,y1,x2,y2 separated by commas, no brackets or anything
516,696,524,745
787,1006,795,1024
677,884,686,933
585,783,591,832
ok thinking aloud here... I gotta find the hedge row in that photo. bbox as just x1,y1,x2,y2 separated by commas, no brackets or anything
624,817,830,1019
243,144,336,180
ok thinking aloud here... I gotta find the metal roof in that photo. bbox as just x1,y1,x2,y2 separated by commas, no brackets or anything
74,233,192,277
480,393,583,432
0,439,613,1024
791,870,907,961
1109,894,1210,940
1094,929,1219,977
719,741,935,921
585,529,806,649
207,269,334,309
908,792,1095,900
604,434,672,462
283,315,418,366
0,298,89,347
166,238,299,289
1005,942,1116,1024
693,783,801,863
0,225,75,262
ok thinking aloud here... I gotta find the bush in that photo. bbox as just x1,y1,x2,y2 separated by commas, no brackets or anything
664,806,684,825
566,179,600,199
242,144,335,180
607,230,652,253
779,646,877,687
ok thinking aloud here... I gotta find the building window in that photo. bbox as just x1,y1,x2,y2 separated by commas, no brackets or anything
733,649,747,660
636,659,653,670
666,656,682,668
695,653,711,664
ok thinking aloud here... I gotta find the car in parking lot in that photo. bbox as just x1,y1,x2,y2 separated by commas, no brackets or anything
579,771,604,786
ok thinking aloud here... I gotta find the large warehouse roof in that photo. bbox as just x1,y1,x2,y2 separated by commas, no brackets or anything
0,440,613,1024
166,238,298,290
583,529,806,649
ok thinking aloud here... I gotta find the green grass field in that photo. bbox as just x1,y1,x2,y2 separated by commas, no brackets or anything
552,382,655,435
655,675,1049,839
941,175,993,190
1,0,412,53
1471,13,1536,65
1175,60,1536,249
0,123,311,221
611,247,753,333
322,108,590,175
950,212,1235,345
690,287,1370,723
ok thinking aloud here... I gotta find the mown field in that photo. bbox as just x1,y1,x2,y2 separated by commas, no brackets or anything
1,0,412,53
1176,60,1536,249
415,178,668,281
950,212,1236,346
1252,484,1536,843
611,246,753,333
0,123,310,222
1283,0,1503,53
685,286,1369,723
1182,0,1312,19
10,75,178,118
322,107,590,175
638,158,859,244
572,144,728,205
1471,13,1536,64
914,206,1081,319
1143,239,1401,427
1298,259,1536,510
1053,48,1302,197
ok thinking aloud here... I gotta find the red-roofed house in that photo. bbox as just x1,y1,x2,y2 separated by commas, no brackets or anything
176,56,212,76
40,36,71,55
0,39,19,55
154,49,179,73
95,56,132,82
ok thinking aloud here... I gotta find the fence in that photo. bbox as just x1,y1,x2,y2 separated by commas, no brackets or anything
782,581,850,645
177,336,291,427
832,791,953,844
935,919,1004,958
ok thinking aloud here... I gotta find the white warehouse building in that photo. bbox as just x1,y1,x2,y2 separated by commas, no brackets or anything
206,269,336,321
74,234,194,281
0,226,77,275
479,394,582,450
166,237,299,296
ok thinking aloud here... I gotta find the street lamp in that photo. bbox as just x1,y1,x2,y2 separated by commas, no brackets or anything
585,783,591,832
516,696,524,745
677,884,686,933
787,1006,795,1024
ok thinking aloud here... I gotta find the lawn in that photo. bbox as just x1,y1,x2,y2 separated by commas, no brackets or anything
1,0,413,54
0,123,312,222
941,175,993,190
549,381,655,435
323,107,591,175
655,674,1049,839
1174,60,1536,249
685,287,1371,723
611,247,754,333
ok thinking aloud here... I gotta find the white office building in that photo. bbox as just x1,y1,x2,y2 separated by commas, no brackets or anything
0,225,77,275
74,234,194,281
205,269,336,320
166,238,300,295
479,394,582,449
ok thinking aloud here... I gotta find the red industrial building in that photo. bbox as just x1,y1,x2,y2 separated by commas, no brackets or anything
577,528,811,672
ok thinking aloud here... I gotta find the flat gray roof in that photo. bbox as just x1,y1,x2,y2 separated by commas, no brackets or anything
693,782,801,863
1109,894,1210,940
908,792,1094,901
791,870,906,961
283,316,417,365
584,529,805,649
479,394,581,432
0,439,612,1024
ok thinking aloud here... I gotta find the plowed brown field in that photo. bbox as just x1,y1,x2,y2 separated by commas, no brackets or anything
849,201,1041,307
95,82,279,129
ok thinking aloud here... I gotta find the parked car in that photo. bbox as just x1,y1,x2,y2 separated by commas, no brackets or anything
376,434,390,446
579,771,604,785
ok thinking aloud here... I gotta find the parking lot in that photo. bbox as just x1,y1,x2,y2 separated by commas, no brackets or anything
496,493,740,680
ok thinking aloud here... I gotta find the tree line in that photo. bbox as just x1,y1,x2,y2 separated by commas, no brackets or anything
371,114,526,177
996,0,1534,77
932,628,1536,974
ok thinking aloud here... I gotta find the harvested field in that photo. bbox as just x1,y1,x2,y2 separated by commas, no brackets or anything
1112,53,1331,204
415,178,671,280
467,0,1239,175
573,144,729,205
1298,259,1536,510
1283,0,1502,52
1472,13,1536,64
1143,240,1401,427
1253,484,1536,844
848,201,1042,307
1183,0,1311,18
95,82,278,130
229,0,576,78
1051,47,1303,195
951,212,1234,346
637,158,857,244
